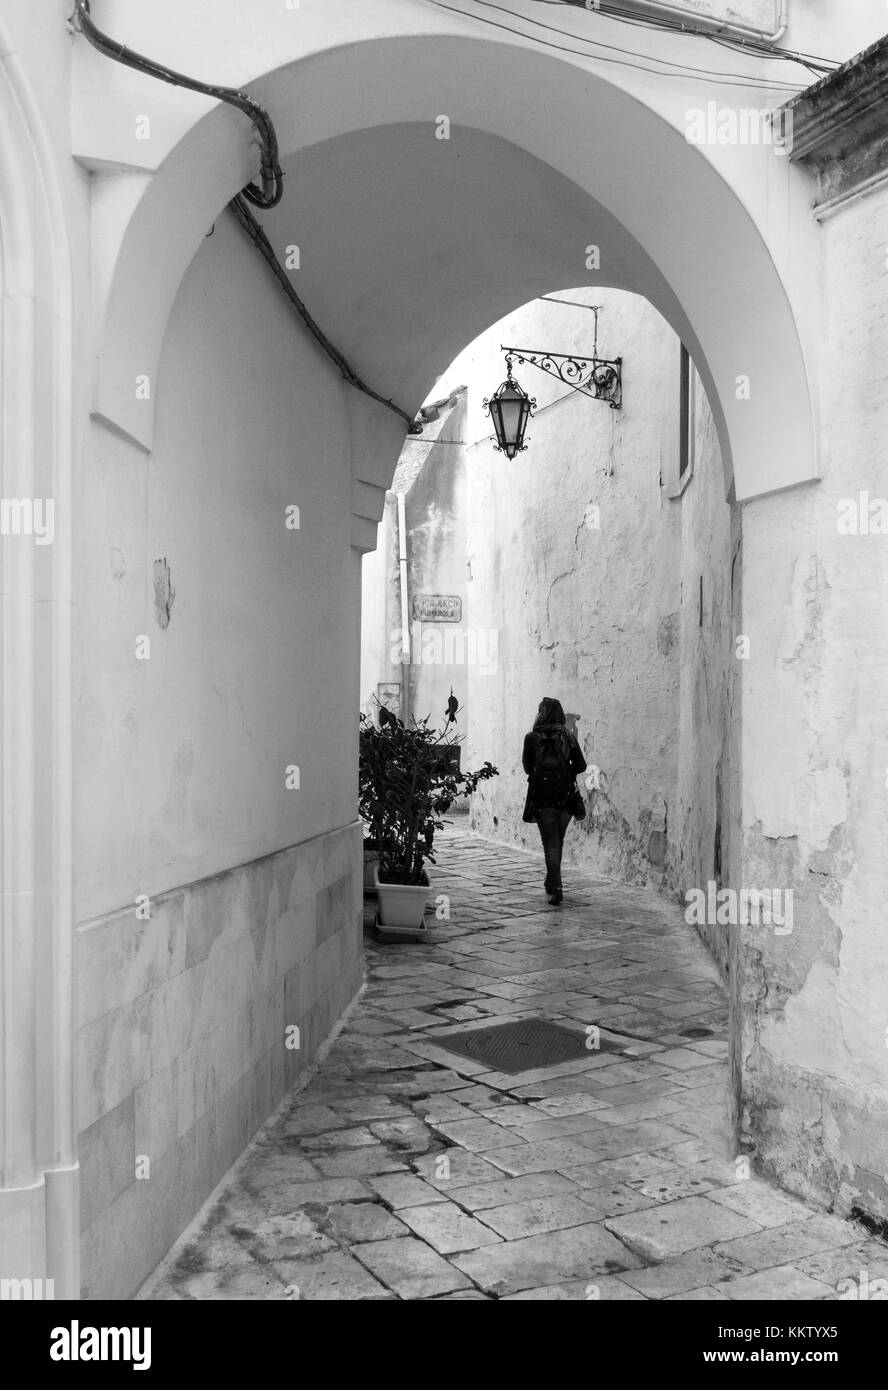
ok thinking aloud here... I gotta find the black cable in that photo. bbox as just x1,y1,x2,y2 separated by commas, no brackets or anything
706,35,831,79
73,0,283,208
471,0,816,85
228,198,421,432
428,0,810,90
72,2,419,434
539,294,601,310
524,0,840,73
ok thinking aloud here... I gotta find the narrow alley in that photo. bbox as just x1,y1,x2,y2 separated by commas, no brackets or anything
141,825,883,1302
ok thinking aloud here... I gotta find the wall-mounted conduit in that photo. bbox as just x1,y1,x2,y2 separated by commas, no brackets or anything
72,0,421,433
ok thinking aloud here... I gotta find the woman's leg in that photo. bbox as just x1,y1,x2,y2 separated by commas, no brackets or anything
535,809,562,894
554,810,572,897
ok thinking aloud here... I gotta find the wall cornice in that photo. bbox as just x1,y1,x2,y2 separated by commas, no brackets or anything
788,35,888,207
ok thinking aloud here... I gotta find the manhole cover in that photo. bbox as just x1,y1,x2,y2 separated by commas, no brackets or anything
432,1017,625,1074
680,1027,714,1038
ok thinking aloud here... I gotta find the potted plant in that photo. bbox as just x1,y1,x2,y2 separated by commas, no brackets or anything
362,835,380,892
358,695,497,935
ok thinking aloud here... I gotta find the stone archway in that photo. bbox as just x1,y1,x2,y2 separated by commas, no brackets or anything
66,1,829,1294
77,13,819,508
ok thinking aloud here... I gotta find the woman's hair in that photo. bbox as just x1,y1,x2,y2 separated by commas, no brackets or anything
533,696,566,730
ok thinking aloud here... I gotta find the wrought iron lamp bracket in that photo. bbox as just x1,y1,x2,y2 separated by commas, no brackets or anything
500,346,623,410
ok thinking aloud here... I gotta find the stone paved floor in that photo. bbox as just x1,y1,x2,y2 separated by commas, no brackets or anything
141,824,887,1301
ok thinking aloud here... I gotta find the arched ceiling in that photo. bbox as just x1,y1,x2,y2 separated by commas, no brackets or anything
263,124,662,412
88,26,820,501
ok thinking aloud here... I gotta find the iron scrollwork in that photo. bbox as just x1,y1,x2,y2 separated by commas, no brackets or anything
501,347,623,409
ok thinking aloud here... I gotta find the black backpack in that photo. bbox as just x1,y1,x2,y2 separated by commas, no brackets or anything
531,728,573,808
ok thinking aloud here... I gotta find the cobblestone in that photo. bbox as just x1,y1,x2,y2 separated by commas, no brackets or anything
139,824,881,1301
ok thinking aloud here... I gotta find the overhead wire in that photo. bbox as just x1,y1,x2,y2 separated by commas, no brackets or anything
427,0,816,90
474,0,818,86
524,0,840,73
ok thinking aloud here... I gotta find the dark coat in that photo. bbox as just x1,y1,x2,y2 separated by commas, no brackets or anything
521,725,587,822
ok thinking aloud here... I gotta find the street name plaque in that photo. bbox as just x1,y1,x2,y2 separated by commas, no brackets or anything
412,594,462,623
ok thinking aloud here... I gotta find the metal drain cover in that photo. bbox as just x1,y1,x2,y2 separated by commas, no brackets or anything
433,1017,625,1074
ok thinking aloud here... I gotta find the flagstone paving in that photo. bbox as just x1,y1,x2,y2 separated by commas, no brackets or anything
139,823,883,1301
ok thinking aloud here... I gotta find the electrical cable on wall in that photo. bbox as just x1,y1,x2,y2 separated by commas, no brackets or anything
72,0,283,208
525,0,839,76
428,0,826,88
228,196,422,431
72,0,421,433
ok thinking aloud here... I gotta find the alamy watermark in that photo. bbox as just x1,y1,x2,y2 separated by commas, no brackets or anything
685,881,793,935
0,497,54,545
684,101,793,155
836,1270,888,1300
836,492,888,535
1,1276,54,1300
389,625,498,675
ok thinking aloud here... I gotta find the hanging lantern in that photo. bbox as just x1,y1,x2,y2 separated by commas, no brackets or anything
483,356,535,459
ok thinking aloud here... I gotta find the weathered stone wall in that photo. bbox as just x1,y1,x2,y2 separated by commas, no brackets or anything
451,290,735,902
364,290,738,906
460,291,681,882
736,182,888,1224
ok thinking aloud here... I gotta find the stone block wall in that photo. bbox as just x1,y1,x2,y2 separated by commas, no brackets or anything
77,823,362,1299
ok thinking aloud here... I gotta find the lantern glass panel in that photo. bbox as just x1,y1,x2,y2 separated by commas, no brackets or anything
498,394,524,448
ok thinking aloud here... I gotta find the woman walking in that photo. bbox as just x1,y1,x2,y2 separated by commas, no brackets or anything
522,697,587,905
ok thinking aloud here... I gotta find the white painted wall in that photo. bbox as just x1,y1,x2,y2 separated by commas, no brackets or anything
637,0,878,54
675,369,742,973
77,214,359,918
74,210,365,1297
380,288,735,895
360,493,400,718
3,0,887,1295
738,181,888,1216
360,396,470,733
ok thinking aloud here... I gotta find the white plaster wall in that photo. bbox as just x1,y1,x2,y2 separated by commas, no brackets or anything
596,1,884,58
77,214,360,919
451,290,684,882
360,511,391,715
739,183,888,1218
398,288,737,907
360,493,403,720
779,1,887,58
675,369,741,972
659,0,778,29
360,399,470,733
4,0,886,1296
403,403,469,731
74,212,365,1296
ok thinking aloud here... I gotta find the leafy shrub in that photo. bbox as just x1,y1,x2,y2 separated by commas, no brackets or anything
359,699,497,885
